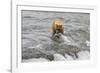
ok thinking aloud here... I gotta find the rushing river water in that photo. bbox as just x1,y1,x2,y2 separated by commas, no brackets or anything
21,10,90,62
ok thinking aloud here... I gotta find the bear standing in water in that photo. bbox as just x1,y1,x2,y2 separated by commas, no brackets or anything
52,19,64,35
51,19,64,42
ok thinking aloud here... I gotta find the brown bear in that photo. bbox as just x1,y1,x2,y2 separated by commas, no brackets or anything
52,19,64,35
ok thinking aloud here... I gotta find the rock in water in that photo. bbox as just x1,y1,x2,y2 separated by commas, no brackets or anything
77,51,90,60
65,54,74,60
22,32,89,61
54,53,66,61
51,33,64,43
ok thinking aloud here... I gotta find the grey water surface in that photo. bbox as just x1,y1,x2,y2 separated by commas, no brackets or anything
21,10,90,62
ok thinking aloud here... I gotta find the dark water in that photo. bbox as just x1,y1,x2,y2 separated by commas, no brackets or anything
21,10,90,62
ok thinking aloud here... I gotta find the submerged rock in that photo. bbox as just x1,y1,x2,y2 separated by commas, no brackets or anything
77,51,90,60
54,53,67,61
22,33,89,61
